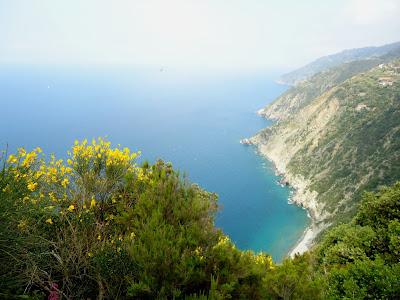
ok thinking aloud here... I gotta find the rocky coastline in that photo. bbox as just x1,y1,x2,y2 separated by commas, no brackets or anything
247,134,329,257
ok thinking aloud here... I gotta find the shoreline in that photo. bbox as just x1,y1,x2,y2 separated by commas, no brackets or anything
288,223,317,257
252,143,321,257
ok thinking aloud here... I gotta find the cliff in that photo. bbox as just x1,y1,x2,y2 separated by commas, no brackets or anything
252,58,400,254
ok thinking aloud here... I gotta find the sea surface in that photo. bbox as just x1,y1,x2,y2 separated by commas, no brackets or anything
0,65,309,261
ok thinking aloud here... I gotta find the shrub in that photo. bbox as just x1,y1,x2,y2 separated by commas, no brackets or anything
0,139,274,299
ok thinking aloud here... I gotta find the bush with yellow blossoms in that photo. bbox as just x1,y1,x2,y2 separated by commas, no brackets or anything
0,138,277,299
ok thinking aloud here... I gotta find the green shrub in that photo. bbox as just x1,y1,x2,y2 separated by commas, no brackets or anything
0,139,273,299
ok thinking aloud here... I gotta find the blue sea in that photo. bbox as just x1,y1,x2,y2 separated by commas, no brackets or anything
0,65,308,262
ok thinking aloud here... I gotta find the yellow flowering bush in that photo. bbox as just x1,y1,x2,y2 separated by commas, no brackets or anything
0,138,275,299
4,138,145,231
0,139,146,297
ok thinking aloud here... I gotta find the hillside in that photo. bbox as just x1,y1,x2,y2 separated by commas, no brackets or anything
259,58,383,120
251,59,400,253
1,140,400,299
279,41,400,85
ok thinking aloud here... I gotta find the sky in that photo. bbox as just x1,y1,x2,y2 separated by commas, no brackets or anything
0,0,399,69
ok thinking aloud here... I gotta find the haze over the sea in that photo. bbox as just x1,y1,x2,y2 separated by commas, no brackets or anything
1,0,399,69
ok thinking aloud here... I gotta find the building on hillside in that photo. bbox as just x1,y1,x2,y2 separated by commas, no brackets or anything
378,77,394,86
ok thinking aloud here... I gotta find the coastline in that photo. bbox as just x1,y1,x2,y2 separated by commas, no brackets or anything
288,225,315,257
246,87,332,256
250,140,324,257
274,79,293,87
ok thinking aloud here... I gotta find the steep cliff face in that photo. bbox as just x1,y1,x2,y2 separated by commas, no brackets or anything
252,60,400,252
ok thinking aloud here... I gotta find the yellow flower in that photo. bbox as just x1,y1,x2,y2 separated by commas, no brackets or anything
67,204,75,212
87,252,93,257
194,246,202,256
18,148,26,157
27,182,38,191
61,178,69,188
67,159,73,165
254,254,273,267
17,219,28,231
90,197,96,208
48,167,57,176
97,234,101,240
7,154,18,164
46,218,53,225
22,151,37,167
105,214,114,221
48,192,57,202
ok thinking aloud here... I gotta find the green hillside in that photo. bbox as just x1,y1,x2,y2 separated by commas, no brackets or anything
1,140,400,299
279,41,400,85
259,59,383,120
254,59,400,228
290,61,400,221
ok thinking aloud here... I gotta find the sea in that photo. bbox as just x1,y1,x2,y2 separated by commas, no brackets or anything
0,65,309,262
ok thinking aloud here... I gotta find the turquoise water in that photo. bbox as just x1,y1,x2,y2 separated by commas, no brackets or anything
0,65,308,261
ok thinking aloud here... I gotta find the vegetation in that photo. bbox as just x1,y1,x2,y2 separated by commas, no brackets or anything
314,183,400,299
0,139,273,299
1,139,399,299
261,58,383,120
287,60,400,221
279,41,400,85
256,58,400,226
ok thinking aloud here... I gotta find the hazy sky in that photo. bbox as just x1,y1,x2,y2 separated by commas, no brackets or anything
0,0,399,69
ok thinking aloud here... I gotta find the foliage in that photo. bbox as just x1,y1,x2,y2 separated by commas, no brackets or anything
1,139,399,299
315,183,400,299
262,253,324,299
0,139,273,299
263,58,383,120
258,58,400,226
